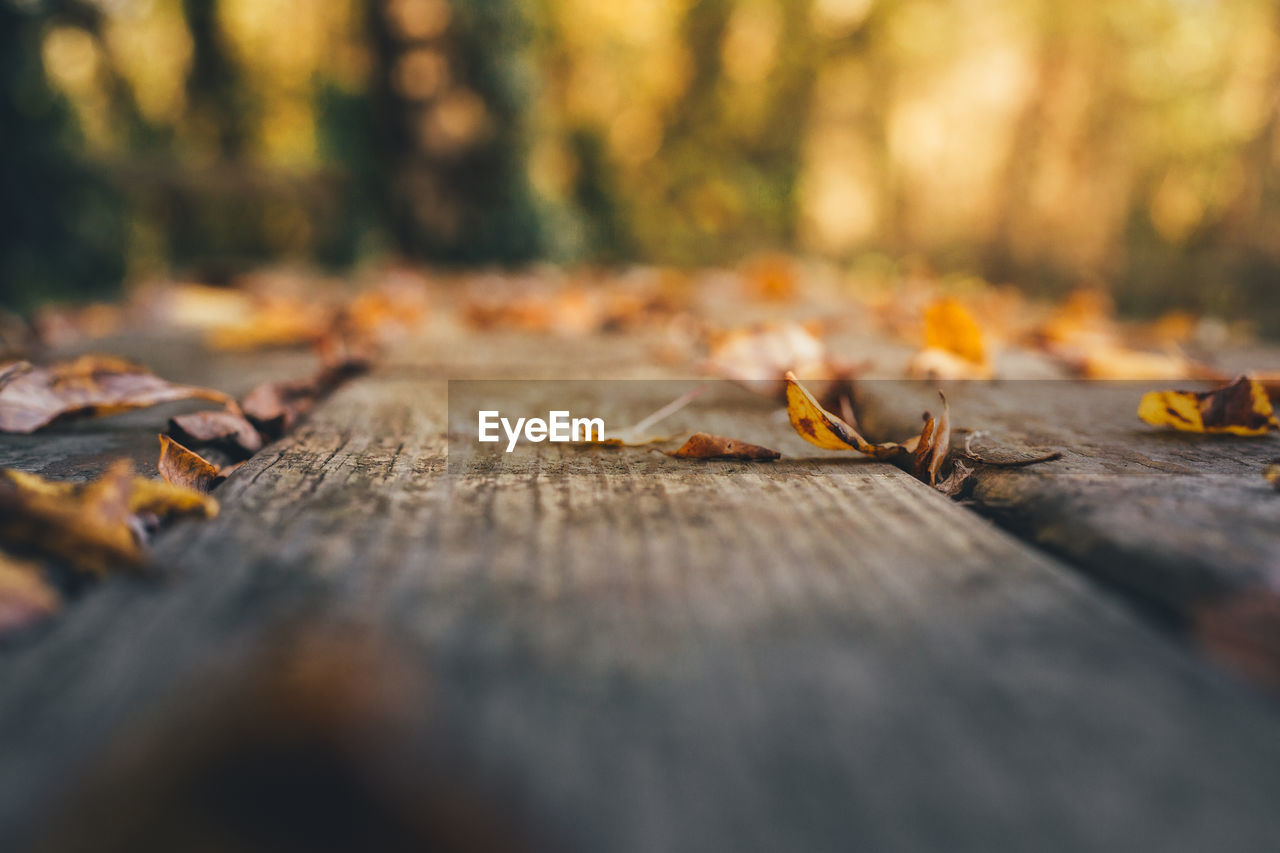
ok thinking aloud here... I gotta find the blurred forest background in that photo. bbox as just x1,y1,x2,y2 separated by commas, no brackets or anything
3,0,1279,332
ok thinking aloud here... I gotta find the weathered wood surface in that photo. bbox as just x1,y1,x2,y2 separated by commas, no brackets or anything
853,376,1280,682
3,331,1280,851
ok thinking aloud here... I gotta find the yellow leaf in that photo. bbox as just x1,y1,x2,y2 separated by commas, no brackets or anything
923,298,986,366
1138,376,1278,436
784,372,902,459
0,461,217,574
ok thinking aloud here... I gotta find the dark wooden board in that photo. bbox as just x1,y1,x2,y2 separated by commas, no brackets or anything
853,378,1280,682
3,349,1280,851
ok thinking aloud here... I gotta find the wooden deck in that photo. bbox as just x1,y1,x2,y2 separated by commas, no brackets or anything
3,325,1280,852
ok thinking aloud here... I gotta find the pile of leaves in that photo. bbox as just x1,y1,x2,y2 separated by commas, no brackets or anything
0,336,371,636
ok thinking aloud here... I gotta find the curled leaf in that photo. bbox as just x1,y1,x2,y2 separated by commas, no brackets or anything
911,395,951,486
1265,459,1280,492
666,433,780,461
0,355,234,433
158,435,226,494
169,409,263,459
786,373,954,486
784,372,902,459
242,378,320,439
1138,376,1278,436
936,458,975,498
240,359,362,440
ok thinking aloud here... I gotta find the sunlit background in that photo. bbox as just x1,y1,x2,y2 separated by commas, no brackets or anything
4,0,1279,332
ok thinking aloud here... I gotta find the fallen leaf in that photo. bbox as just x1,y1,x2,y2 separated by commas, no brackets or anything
241,378,320,439
0,356,234,433
0,551,60,633
908,298,991,379
158,435,226,494
1265,459,1279,491
1,463,142,572
240,359,363,440
1253,372,1280,401
129,474,220,520
911,396,951,486
169,410,263,459
666,433,780,460
936,458,975,498
1138,376,1278,436
0,461,216,574
785,372,954,486
784,371,902,459
923,298,986,364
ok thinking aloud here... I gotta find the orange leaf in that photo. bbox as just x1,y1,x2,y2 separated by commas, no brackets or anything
666,433,780,460
158,435,226,494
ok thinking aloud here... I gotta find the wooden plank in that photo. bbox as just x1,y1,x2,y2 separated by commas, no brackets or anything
852,378,1280,682
3,356,1280,851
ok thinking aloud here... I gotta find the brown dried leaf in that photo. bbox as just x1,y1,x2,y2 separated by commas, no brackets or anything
935,458,975,498
1265,459,1280,491
158,435,226,494
0,355,234,433
911,395,951,486
0,551,60,633
169,410,263,459
1138,376,1278,436
240,359,363,440
241,378,320,439
0,462,216,574
666,433,780,461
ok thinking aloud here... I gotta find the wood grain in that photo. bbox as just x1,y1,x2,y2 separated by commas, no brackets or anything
854,379,1280,681
3,353,1280,851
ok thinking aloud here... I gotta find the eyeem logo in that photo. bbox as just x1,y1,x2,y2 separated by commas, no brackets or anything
478,411,605,452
